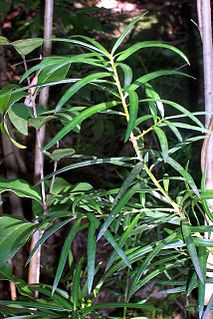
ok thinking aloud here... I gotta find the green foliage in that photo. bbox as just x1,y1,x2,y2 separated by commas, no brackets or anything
0,15,212,319
0,216,34,266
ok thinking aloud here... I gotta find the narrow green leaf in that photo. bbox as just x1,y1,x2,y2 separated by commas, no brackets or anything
29,284,72,310
128,233,176,299
104,230,132,269
52,38,107,54
163,120,183,142
43,101,120,151
26,218,72,265
113,162,143,207
55,72,111,112
193,238,213,247
71,35,110,56
162,121,210,133
42,156,134,182
181,219,204,283
190,225,213,232
129,70,192,92
73,258,83,310
52,219,81,295
103,241,182,282
187,271,197,296
124,90,139,142
87,222,97,294
105,213,141,271
132,258,187,296
153,127,168,162
144,83,164,118
198,247,207,319
0,216,34,265
140,99,203,128
2,120,26,149
82,302,156,316
136,114,155,126
117,41,189,64
97,183,140,240
166,157,199,196
0,300,70,312
20,53,102,82
111,15,146,55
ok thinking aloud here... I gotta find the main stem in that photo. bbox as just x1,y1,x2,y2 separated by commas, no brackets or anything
110,55,182,216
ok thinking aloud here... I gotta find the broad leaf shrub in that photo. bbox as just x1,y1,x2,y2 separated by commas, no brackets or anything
0,16,212,318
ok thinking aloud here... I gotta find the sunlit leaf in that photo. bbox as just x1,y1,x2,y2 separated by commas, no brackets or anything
12,38,44,56
111,15,146,55
117,41,189,64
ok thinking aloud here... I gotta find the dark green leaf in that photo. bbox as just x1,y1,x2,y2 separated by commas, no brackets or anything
104,230,131,269
55,72,111,112
124,90,139,142
97,183,140,240
73,258,83,310
0,216,34,265
26,218,73,265
166,157,199,196
181,219,204,283
43,101,120,151
153,127,168,162
52,219,81,294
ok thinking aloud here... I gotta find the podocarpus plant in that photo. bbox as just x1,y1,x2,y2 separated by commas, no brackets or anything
0,15,213,318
